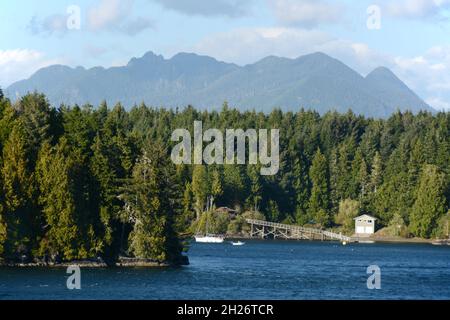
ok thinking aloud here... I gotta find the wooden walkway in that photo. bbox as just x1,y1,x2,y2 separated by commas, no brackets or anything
246,219,351,242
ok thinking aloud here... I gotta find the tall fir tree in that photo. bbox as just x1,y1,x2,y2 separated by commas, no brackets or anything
246,165,263,212
125,142,184,263
1,123,36,260
308,149,331,227
36,139,103,261
210,168,223,210
409,164,448,238
191,165,208,217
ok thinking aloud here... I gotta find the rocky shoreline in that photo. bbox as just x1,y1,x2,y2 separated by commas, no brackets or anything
0,256,189,268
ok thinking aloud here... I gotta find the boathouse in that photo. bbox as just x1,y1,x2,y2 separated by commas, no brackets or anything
354,214,377,235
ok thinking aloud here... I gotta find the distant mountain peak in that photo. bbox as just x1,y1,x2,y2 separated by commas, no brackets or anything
127,51,164,66
6,50,434,118
171,52,221,64
142,50,163,60
304,51,332,58
171,52,202,59
366,66,398,80
253,55,291,66
297,52,335,62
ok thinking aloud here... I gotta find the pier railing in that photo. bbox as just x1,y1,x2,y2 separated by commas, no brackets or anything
245,219,351,242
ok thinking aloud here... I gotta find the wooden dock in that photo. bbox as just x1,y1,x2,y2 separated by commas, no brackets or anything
246,219,351,242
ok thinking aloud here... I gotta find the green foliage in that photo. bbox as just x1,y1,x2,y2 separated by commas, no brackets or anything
385,212,408,237
36,139,103,260
434,211,449,239
125,142,183,263
266,200,280,222
308,149,331,227
1,123,35,259
335,199,360,234
409,165,448,238
228,211,266,236
178,182,195,231
223,164,246,207
210,168,223,209
192,165,208,217
227,215,246,235
195,211,230,235
246,165,262,212
1,92,450,264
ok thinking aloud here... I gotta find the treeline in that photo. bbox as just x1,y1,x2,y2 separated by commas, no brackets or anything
0,90,449,263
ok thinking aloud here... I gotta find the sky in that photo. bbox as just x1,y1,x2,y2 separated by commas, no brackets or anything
1,0,450,110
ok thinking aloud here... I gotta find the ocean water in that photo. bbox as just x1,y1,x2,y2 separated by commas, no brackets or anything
1,240,449,300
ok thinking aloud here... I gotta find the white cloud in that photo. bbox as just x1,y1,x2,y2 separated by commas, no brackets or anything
268,0,344,27
87,0,154,35
386,0,450,18
28,14,69,36
193,27,329,65
426,97,450,111
29,0,152,37
392,46,450,110
151,0,251,17
88,0,133,30
121,16,154,36
0,49,64,87
192,27,387,72
192,27,450,110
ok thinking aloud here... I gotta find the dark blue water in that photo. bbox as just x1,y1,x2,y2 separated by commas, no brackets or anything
1,240,449,300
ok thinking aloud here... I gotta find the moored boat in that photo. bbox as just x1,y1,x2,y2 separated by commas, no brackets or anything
194,234,225,243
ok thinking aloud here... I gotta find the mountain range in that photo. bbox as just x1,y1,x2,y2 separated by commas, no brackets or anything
6,51,433,118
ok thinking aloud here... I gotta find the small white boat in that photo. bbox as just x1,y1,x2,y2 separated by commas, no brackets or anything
231,241,245,246
195,235,225,243
194,213,225,243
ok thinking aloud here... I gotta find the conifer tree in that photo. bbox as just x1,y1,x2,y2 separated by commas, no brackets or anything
0,167,6,259
409,164,447,238
223,164,245,208
178,182,195,231
16,93,54,163
246,165,262,212
370,152,383,193
1,123,36,260
308,149,330,227
126,142,183,263
192,165,208,217
292,156,309,224
90,134,117,254
36,139,103,261
210,168,223,210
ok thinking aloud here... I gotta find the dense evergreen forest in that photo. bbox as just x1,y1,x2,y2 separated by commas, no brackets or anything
0,90,449,264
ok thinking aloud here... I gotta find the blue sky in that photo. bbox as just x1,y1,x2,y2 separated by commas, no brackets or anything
1,0,450,110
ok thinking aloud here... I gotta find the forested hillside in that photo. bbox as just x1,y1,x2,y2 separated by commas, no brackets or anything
0,90,449,264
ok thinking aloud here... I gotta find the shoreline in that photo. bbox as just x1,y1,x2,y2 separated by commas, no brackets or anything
0,256,190,268
224,234,441,244
1,237,446,268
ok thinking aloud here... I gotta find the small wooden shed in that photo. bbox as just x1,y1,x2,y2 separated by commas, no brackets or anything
354,214,377,235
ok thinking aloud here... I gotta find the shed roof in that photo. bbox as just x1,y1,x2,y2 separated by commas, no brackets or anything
353,214,377,221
